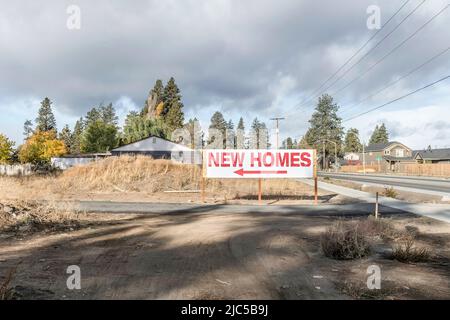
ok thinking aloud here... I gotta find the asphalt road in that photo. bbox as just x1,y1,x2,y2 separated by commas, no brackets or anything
319,172,450,194
67,201,409,217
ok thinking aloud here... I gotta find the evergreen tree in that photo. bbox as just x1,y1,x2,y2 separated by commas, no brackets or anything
81,120,118,153
85,107,101,127
71,118,84,154
184,118,203,149
100,103,119,127
23,120,33,139
59,125,73,153
344,128,362,153
237,117,245,131
36,97,57,132
250,118,269,149
0,133,15,164
162,77,183,118
208,111,227,147
165,101,184,131
284,137,294,149
377,123,389,143
143,79,164,118
122,111,168,144
304,94,344,168
369,123,389,144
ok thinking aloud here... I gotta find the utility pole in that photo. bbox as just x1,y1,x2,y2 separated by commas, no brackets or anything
362,141,366,175
270,117,285,149
323,141,326,171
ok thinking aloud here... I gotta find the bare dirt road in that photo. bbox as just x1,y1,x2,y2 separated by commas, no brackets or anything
1,203,449,300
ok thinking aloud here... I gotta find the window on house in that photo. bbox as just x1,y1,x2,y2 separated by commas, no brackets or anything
152,137,156,144
396,149,404,157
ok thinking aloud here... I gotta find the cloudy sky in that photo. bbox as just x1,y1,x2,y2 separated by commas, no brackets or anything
0,0,449,149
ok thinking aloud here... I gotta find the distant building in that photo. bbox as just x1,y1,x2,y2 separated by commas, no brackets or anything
111,136,202,164
51,153,110,170
414,147,450,164
357,141,414,171
343,152,361,165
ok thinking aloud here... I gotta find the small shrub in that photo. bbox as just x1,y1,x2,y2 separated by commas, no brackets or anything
324,176,330,181
321,221,371,260
383,187,398,199
391,238,431,263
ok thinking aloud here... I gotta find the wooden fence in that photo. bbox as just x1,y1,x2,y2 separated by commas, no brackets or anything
397,163,450,177
340,163,450,177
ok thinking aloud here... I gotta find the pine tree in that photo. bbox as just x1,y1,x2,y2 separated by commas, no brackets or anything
85,107,101,127
23,120,33,139
369,123,389,144
344,128,362,153
71,118,84,154
369,125,380,145
165,101,185,131
122,111,168,144
184,118,203,149
162,78,183,116
0,133,15,164
304,94,344,167
237,117,245,131
208,111,227,147
36,97,57,132
250,118,269,149
377,123,389,143
100,103,119,127
59,125,73,153
81,120,118,153
143,79,164,118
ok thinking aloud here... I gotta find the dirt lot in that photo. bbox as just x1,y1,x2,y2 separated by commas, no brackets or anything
1,203,449,300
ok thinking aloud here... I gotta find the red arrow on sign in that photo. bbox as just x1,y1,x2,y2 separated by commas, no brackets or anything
234,168,288,176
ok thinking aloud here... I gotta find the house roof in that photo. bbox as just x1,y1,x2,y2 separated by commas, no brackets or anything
112,136,193,153
414,148,450,160
365,141,405,152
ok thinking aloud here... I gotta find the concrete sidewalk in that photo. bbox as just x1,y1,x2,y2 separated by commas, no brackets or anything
302,179,450,223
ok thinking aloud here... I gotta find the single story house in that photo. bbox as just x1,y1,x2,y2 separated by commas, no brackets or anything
414,148,450,164
110,136,202,164
51,153,110,170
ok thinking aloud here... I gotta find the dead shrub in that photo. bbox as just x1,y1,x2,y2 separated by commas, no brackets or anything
391,238,431,263
321,221,371,260
0,200,89,233
383,187,398,199
355,217,404,240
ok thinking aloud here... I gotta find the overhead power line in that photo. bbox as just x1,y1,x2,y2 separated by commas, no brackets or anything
343,74,450,122
340,45,450,117
332,3,449,97
298,0,411,106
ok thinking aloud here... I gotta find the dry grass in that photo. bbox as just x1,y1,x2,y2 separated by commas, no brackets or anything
383,187,398,199
0,156,315,200
55,156,202,193
391,238,431,263
0,200,89,233
321,221,371,260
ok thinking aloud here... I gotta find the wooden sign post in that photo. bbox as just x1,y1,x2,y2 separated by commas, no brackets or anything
258,178,262,205
314,149,318,205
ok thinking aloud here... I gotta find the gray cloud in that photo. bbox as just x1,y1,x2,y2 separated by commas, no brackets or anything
0,0,449,144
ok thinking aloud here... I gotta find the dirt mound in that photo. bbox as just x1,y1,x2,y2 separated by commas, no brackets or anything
54,156,202,193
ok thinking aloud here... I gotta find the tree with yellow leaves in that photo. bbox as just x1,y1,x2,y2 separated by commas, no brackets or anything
0,133,15,164
19,130,67,164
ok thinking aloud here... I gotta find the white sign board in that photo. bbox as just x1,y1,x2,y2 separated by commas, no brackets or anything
204,149,314,179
